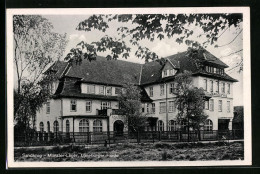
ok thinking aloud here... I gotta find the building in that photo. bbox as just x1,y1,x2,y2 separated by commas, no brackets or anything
35,48,238,134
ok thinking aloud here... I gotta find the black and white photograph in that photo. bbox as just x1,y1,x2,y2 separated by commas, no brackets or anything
6,7,251,167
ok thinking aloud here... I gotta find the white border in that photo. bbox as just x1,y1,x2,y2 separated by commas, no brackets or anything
6,7,251,168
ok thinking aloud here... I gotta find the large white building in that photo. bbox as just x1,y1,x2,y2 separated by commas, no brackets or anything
35,48,237,134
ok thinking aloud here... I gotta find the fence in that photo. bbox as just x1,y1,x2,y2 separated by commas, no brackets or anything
14,129,244,147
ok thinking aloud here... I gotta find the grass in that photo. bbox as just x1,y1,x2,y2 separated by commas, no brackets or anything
14,141,244,161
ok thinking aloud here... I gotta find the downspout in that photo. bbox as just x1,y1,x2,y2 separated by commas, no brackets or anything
60,99,63,132
166,83,168,131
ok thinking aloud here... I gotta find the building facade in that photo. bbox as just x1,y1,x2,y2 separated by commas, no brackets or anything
35,49,237,134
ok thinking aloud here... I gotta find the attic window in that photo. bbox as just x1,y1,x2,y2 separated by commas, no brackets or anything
163,70,167,76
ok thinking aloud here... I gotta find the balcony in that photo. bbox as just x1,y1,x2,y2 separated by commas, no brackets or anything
112,109,125,115
97,109,108,116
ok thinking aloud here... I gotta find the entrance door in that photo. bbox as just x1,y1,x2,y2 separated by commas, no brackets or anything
218,119,230,131
113,120,124,135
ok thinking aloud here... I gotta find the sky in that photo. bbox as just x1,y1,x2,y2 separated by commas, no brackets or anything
42,14,243,106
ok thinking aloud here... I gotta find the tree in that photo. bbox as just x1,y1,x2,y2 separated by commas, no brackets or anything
174,71,208,141
118,82,148,133
65,13,243,67
13,15,68,132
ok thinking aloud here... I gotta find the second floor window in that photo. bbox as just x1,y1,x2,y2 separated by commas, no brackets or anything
168,101,175,112
204,79,207,91
87,85,95,94
163,70,167,77
216,81,219,93
86,101,92,112
218,100,222,112
149,87,153,97
160,84,165,95
221,83,225,93
210,80,213,92
151,103,155,113
209,99,214,111
46,102,50,114
227,101,230,113
70,100,77,112
159,102,166,113
101,101,111,110
204,100,209,110
227,83,230,94
169,83,174,94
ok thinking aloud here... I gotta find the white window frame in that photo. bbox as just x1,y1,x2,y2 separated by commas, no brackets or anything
209,99,214,111
86,101,92,112
93,120,103,132
40,122,44,132
158,120,164,131
151,103,155,113
210,80,213,92
70,100,77,112
99,86,104,94
115,87,121,95
53,121,59,133
46,102,50,114
149,87,153,97
227,83,231,94
168,101,175,112
218,100,222,112
79,119,89,132
159,102,166,113
168,120,177,131
204,119,213,131
66,120,70,133
106,86,112,95
87,84,95,94
160,84,165,96
101,101,111,110
227,101,230,113
204,100,209,110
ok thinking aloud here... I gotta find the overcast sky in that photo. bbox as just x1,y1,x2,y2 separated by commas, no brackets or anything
43,14,243,106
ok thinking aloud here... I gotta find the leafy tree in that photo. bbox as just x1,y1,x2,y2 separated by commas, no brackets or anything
65,13,243,65
174,71,208,140
13,15,68,132
118,82,148,133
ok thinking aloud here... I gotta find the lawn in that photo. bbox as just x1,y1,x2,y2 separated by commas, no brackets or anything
14,141,244,161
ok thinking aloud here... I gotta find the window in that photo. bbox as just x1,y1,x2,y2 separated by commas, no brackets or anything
227,101,230,113
160,84,165,95
216,81,219,93
87,85,95,94
66,120,70,133
79,119,89,132
146,103,149,113
180,121,188,132
168,101,175,112
221,83,225,93
204,79,207,91
141,103,145,113
218,100,222,112
151,103,155,113
163,70,167,77
168,120,177,131
159,102,166,113
93,120,103,132
86,101,92,112
70,100,77,112
158,120,164,131
204,119,213,131
210,80,213,92
227,84,230,94
169,69,174,75
53,121,59,133
106,87,112,95
169,83,174,94
101,101,111,109
99,86,104,94
209,99,214,111
204,100,209,110
46,102,50,114
39,122,44,132
115,87,121,94
47,121,50,132
149,87,153,97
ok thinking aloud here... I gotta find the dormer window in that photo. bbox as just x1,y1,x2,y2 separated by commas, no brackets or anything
163,70,167,76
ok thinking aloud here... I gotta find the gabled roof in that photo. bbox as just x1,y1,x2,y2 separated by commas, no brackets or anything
65,56,142,86
50,48,237,97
